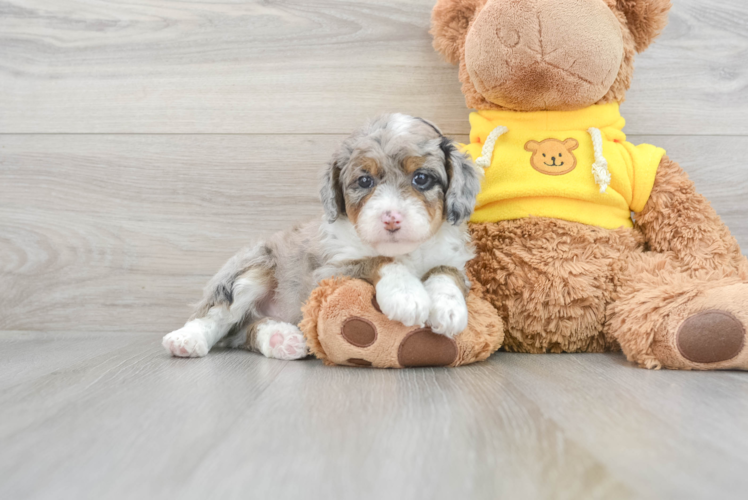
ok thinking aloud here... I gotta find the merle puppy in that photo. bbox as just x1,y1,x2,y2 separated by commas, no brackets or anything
163,114,481,359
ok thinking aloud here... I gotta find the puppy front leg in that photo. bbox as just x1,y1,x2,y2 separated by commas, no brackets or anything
423,266,469,337
375,262,431,327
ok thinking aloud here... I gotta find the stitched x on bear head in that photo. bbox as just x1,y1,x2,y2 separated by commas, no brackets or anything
525,138,579,176
431,0,672,112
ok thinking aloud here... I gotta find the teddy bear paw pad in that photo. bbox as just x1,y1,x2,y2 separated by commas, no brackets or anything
347,358,373,366
397,328,458,367
341,317,378,347
677,310,745,364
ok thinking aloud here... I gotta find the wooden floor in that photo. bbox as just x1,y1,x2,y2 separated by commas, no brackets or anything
2,1,748,498
2,332,748,500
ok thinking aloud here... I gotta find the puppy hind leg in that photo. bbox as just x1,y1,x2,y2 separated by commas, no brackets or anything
163,266,274,358
245,318,308,361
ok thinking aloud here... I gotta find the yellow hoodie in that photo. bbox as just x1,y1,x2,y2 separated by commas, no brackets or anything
462,103,665,229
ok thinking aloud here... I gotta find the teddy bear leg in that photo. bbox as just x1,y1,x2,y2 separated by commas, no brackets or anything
608,253,748,370
300,278,503,368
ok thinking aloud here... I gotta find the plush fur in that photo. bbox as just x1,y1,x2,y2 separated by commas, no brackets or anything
467,218,639,354
429,0,748,370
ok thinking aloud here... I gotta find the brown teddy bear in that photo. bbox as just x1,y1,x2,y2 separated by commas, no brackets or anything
431,0,748,370
301,0,748,371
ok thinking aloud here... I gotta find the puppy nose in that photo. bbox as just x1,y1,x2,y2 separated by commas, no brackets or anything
382,211,402,232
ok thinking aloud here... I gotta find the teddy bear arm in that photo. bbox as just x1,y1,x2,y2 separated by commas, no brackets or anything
634,156,745,272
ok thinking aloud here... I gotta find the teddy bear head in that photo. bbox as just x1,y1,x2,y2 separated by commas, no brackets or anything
431,0,671,112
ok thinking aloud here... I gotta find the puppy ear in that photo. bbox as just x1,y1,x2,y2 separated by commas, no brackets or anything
320,159,346,223
617,0,672,53
414,117,444,137
441,138,481,225
431,0,486,64
524,140,540,153
563,138,579,151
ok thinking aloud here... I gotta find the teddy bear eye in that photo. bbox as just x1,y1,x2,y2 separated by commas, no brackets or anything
559,153,562,157
542,153,546,157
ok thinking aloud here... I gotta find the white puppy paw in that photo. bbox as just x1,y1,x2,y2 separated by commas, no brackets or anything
163,322,210,358
376,267,431,327
424,275,468,337
254,320,308,360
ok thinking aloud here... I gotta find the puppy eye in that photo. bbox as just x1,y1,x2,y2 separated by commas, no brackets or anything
357,175,374,189
412,172,435,190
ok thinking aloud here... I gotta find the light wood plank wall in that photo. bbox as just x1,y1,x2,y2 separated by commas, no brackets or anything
1,0,747,333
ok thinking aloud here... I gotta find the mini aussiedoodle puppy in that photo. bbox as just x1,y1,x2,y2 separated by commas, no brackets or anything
163,114,481,360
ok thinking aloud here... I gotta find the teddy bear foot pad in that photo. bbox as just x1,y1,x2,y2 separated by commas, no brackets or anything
676,310,745,364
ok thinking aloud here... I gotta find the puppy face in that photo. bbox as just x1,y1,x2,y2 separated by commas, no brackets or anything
321,114,480,257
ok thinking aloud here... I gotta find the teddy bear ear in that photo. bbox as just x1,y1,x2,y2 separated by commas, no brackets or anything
524,141,540,153
563,138,579,151
617,0,672,53
431,0,487,64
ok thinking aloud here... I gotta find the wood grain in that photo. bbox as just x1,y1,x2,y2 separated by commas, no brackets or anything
495,354,748,500
2,134,746,333
0,0,747,135
0,133,333,332
0,330,145,391
2,334,748,500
